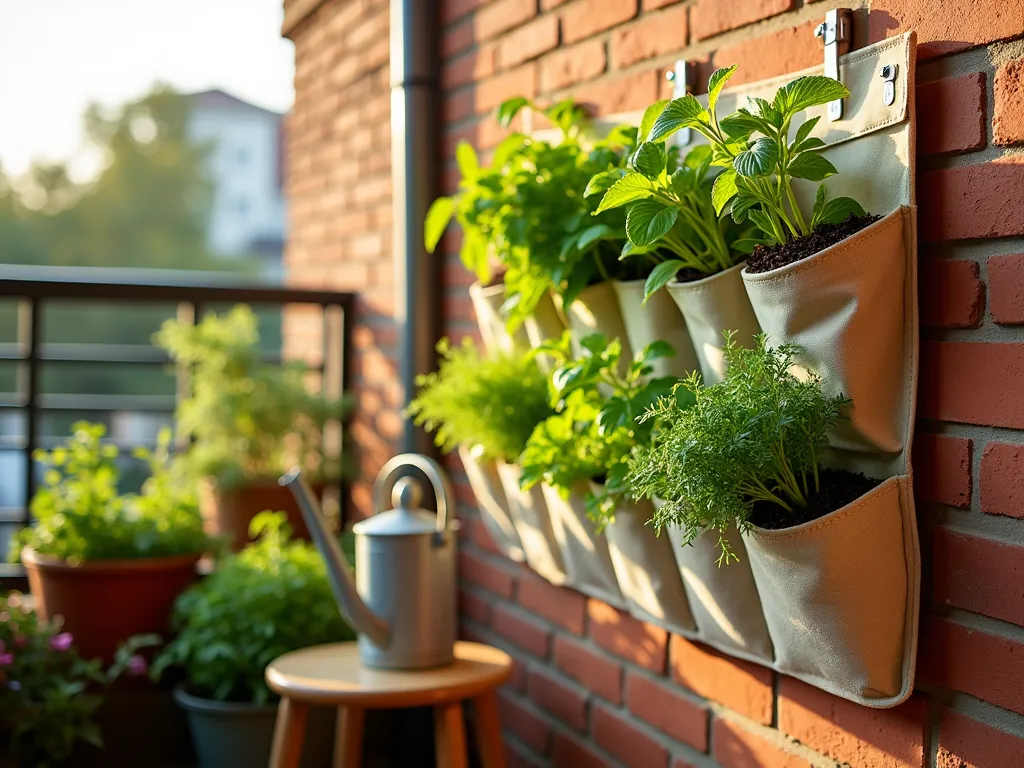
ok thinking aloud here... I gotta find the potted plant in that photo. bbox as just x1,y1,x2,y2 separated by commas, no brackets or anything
155,305,349,548
423,99,644,359
12,422,209,662
0,591,156,767
153,512,354,768
406,338,565,582
523,332,696,632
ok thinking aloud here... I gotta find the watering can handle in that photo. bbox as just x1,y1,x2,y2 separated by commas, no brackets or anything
372,453,454,532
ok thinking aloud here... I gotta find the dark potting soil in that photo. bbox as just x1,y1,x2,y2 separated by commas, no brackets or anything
744,214,881,274
750,468,882,530
674,266,712,284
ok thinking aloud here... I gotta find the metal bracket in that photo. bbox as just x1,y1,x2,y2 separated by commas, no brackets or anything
666,60,698,145
881,63,898,106
814,8,852,121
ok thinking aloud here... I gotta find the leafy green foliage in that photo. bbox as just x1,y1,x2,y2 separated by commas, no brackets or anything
628,334,849,564
406,338,553,462
645,66,866,247
519,333,684,526
153,513,355,704
10,423,210,563
423,98,644,328
588,137,749,299
0,592,158,766
155,306,349,488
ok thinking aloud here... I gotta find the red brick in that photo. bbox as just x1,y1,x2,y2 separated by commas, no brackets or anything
498,15,560,68
539,39,607,92
980,441,1024,518
498,691,552,755
670,635,773,725
477,64,538,113
692,0,793,41
562,0,637,44
492,604,551,657
714,719,810,768
626,672,708,751
868,0,1024,60
592,703,669,768
518,573,587,635
553,731,611,768
920,158,1024,242
919,616,1024,716
571,69,661,116
919,342,1024,429
995,60,1024,145
443,88,475,124
643,0,682,7
610,5,687,69
506,743,545,768
442,47,497,89
541,0,571,8
459,550,516,597
779,677,926,768
554,635,623,703
442,0,487,25
933,527,1024,627
442,17,475,59
920,259,985,329
913,433,972,508
528,667,588,730
475,0,536,42
712,20,820,87
459,588,491,625
917,73,986,156
989,253,1024,324
937,709,1024,768
588,599,667,673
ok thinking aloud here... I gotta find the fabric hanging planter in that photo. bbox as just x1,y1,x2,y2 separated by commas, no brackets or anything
665,263,761,385
469,281,528,353
540,482,624,607
595,487,696,635
458,446,526,563
612,279,700,378
495,462,567,585
564,281,633,374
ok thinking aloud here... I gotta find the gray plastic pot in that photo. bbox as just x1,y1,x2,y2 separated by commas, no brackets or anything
174,686,335,768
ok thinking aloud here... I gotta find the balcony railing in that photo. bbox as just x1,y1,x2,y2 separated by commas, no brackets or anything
0,265,356,574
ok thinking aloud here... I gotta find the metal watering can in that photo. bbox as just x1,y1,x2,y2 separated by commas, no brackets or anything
281,454,458,669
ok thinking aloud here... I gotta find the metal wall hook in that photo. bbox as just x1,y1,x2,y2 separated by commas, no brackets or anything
667,60,698,145
814,8,853,121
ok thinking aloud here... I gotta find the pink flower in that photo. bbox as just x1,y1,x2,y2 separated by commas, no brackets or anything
49,632,74,653
126,655,148,677
0,654,13,667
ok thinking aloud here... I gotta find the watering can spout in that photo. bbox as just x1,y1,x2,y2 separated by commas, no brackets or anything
279,469,390,649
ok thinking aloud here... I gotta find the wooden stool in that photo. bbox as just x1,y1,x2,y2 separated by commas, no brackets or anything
266,641,512,768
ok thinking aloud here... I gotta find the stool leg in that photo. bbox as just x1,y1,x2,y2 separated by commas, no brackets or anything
333,706,364,768
270,697,309,768
472,690,505,768
434,701,468,768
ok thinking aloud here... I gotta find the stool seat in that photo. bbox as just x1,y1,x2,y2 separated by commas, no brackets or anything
267,641,511,707
265,641,513,768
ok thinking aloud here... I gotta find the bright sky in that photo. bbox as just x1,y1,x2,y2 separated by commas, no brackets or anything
0,0,295,181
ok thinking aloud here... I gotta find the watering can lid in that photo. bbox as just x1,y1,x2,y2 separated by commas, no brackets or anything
352,476,442,536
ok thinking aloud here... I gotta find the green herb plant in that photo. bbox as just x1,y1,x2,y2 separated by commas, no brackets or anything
10,422,210,563
152,512,355,704
628,334,848,564
424,98,643,328
0,592,157,767
587,103,748,301
519,332,683,526
406,338,552,462
155,305,349,489
647,66,866,248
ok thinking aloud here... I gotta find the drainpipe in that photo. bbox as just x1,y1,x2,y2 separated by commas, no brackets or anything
391,0,439,456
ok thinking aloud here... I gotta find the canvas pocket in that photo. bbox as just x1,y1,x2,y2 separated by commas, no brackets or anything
743,475,919,706
458,446,525,563
564,281,632,374
495,462,567,585
612,280,699,378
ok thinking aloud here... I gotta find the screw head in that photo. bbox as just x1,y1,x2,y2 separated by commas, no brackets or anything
665,70,676,82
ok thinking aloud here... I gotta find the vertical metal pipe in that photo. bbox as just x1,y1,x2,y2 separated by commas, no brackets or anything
391,0,439,455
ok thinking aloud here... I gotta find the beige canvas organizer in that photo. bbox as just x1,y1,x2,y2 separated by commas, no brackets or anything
711,32,920,707
496,462,567,585
595,487,697,634
613,280,700,378
565,281,633,374
458,446,526,563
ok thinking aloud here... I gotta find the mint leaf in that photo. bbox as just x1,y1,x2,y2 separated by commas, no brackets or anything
734,137,777,178
633,141,666,178
584,169,626,198
424,196,455,253
594,172,656,213
648,96,707,142
707,65,738,113
497,97,530,128
643,259,686,302
787,152,837,181
626,200,678,248
817,196,865,225
455,141,478,178
772,76,849,120
711,168,738,215
639,99,669,143
793,115,821,147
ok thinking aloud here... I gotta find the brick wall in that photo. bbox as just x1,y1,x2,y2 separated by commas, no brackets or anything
284,1,1024,765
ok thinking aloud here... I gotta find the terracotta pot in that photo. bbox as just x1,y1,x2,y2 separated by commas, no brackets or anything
199,479,328,550
22,548,201,662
